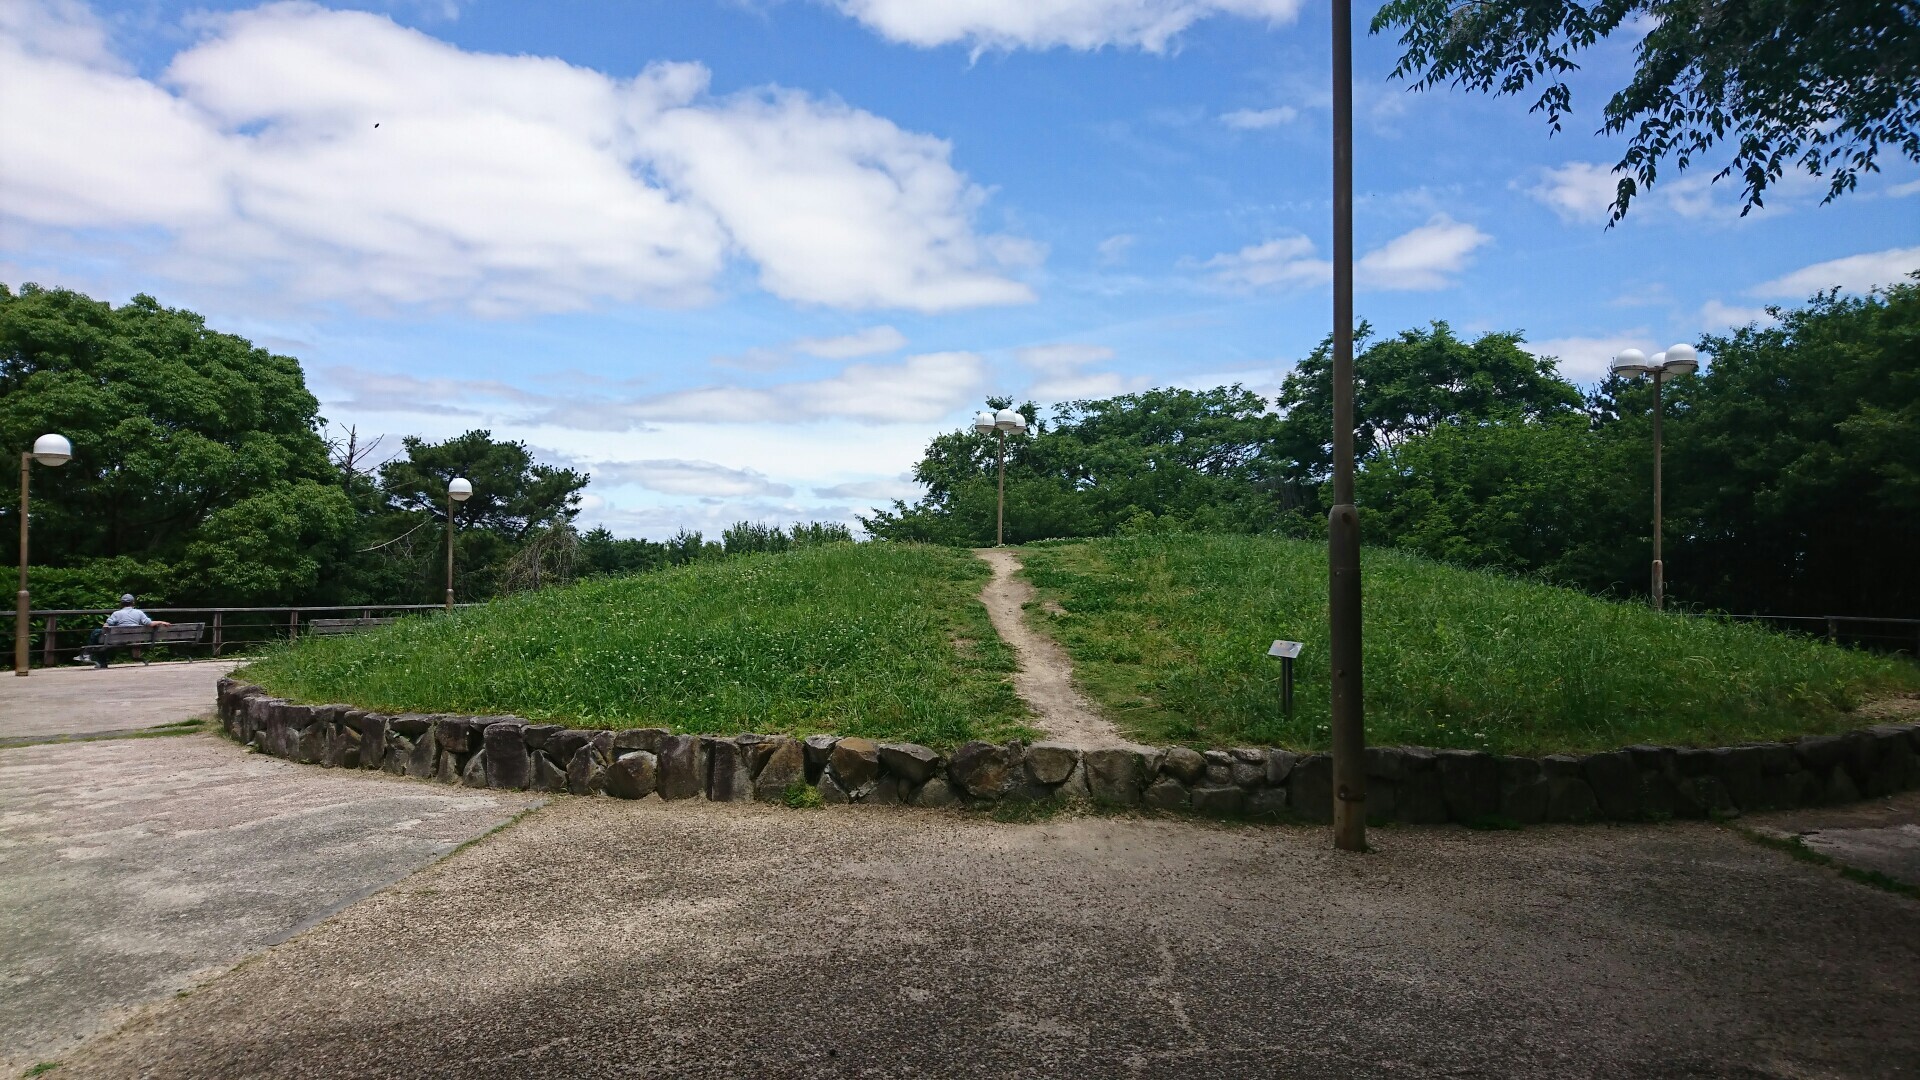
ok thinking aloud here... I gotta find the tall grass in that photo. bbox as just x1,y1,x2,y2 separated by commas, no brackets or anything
1020,534,1918,754
243,543,1032,748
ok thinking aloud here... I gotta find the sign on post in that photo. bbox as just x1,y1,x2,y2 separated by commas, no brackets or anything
1268,640,1303,718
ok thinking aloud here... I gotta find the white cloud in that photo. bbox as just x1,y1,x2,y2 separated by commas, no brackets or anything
813,475,923,500
1198,215,1488,293
792,325,909,359
321,351,983,428
1015,341,1146,400
831,0,1305,52
591,459,794,498
1096,233,1135,266
1751,246,1920,299
1889,179,1920,198
624,352,987,425
1220,105,1297,130
1522,332,1650,383
1699,300,1776,330
1200,235,1328,290
0,1,1034,315
1356,215,1490,290
1525,162,1622,224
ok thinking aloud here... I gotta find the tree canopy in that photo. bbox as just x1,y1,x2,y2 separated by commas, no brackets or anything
1372,0,1920,220
1,284,355,605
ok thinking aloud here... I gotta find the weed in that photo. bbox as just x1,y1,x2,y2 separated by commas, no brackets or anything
988,796,1063,823
242,544,1034,748
1741,829,1920,899
23,1064,61,1078
783,782,823,809
1020,535,1916,754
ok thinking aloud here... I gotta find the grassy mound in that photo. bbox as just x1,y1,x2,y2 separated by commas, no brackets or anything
242,543,1032,748
1020,534,1917,754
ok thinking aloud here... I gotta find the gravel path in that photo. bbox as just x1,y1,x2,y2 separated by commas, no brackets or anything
48,796,1920,1079
975,547,1147,750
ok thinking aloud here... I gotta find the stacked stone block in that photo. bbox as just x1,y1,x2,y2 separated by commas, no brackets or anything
216,678,1920,823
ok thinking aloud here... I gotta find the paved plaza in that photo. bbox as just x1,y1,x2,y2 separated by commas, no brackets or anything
1,664,1917,1078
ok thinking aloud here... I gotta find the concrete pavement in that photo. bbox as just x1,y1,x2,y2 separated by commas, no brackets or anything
48,795,1920,1079
0,661,239,743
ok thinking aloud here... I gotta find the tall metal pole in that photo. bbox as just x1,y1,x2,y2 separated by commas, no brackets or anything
996,430,1007,547
14,453,30,676
444,491,456,612
1650,372,1665,611
1328,0,1367,851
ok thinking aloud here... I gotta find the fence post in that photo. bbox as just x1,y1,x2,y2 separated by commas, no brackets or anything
289,609,300,640
1827,617,1838,644
212,612,223,657
42,615,56,665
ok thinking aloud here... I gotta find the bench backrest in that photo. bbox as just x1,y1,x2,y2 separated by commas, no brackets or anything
99,623,205,646
307,618,396,635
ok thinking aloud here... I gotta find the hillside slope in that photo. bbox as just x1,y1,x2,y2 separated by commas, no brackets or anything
1020,535,1918,754
243,543,1032,747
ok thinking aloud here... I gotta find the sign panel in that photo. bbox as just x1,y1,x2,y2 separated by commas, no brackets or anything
1268,640,1303,659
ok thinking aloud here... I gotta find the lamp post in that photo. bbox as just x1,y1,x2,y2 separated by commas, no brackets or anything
973,408,1028,546
1328,0,1366,852
1609,343,1699,611
16,433,72,676
445,476,472,611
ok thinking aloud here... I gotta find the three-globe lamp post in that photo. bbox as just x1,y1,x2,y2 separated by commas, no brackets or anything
1609,343,1699,611
973,408,1028,547
16,433,73,676
445,476,472,612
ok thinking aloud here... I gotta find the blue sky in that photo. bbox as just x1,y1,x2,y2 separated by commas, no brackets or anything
4,0,1917,538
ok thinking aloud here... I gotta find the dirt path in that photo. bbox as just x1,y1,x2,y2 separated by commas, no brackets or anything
975,548,1147,750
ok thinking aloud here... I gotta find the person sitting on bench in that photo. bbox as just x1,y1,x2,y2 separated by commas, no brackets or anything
77,595,171,669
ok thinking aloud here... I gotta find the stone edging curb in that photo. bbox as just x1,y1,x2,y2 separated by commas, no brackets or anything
216,679,1920,824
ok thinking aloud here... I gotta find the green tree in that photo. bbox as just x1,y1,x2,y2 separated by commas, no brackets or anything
366,430,589,602
0,284,354,605
1357,413,1638,589
1653,280,1920,615
1372,0,1920,221
1274,322,1584,514
863,388,1291,544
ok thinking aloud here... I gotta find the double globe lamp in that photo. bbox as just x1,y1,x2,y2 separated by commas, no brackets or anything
1609,343,1699,611
972,409,1028,547
16,433,73,675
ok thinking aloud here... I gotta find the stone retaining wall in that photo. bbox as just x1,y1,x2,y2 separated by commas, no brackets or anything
216,679,1920,824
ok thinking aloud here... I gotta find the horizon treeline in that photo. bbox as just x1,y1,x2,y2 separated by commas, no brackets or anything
0,282,850,610
866,279,1920,619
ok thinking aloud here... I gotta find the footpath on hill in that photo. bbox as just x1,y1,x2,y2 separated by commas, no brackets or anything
973,548,1147,751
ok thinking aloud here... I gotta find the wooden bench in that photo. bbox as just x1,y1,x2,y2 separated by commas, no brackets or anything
307,617,396,636
97,622,206,664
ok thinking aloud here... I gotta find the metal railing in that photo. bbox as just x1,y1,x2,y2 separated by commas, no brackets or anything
5,604,476,668
1705,613,1920,656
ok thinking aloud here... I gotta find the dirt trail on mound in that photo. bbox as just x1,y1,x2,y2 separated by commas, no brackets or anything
974,548,1148,751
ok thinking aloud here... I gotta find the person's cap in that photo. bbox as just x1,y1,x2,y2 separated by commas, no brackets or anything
120,594,136,604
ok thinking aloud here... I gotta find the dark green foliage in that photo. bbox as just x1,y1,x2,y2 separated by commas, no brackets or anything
577,527,671,577
862,388,1296,544
1372,0,1920,221
1022,535,1916,754
243,543,1033,747
1356,414,1637,586
0,284,354,606
1273,321,1585,499
1655,282,1920,615
359,429,588,602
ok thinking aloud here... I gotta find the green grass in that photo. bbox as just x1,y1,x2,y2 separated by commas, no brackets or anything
241,543,1032,748
1019,534,1918,755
